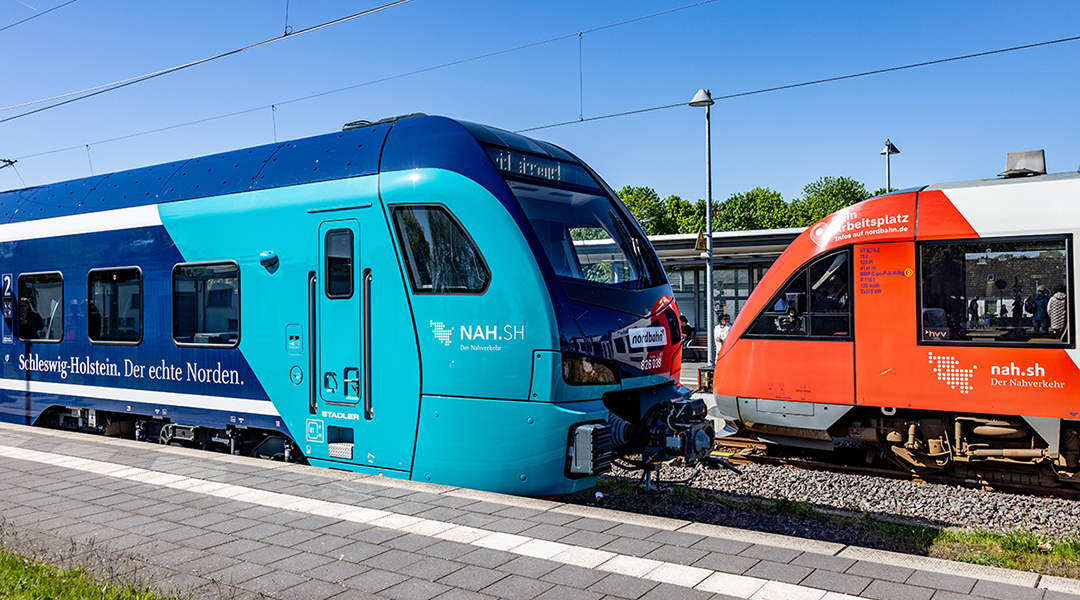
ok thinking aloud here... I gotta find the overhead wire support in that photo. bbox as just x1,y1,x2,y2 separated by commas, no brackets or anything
0,0,413,124
0,159,26,188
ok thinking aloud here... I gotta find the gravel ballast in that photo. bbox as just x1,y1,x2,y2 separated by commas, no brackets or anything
561,461,1080,551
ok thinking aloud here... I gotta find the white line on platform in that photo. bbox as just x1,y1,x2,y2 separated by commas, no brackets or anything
0,443,861,600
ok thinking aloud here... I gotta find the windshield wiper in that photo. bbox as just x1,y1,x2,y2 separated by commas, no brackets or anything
608,210,648,286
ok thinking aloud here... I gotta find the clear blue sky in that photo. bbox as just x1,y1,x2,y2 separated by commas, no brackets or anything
2,1,1079,205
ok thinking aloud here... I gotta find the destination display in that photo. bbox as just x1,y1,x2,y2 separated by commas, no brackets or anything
485,147,598,189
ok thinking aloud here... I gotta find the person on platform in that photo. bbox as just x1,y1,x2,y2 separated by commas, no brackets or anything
680,315,694,345
713,313,731,348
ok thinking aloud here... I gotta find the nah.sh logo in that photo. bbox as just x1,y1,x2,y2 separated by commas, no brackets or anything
430,321,453,346
928,351,975,395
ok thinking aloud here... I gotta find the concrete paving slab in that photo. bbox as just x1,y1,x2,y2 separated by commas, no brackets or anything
0,423,1073,600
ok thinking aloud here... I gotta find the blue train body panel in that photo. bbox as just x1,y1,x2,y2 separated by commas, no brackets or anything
0,115,689,496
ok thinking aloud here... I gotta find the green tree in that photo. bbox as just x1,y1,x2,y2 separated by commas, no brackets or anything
715,187,789,231
616,186,675,235
789,176,869,226
667,195,706,235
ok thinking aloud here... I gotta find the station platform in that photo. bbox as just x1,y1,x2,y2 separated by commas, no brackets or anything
0,422,1077,600
681,361,710,390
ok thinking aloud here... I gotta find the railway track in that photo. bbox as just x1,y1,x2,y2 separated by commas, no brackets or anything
712,436,1080,501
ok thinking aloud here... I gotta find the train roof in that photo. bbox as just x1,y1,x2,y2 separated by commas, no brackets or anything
0,115,570,225
923,170,1080,191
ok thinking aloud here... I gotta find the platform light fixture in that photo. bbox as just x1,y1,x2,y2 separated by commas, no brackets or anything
880,139,899,193
690,89,716,364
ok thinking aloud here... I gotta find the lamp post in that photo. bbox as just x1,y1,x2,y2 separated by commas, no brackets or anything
690,89,715,364
880,139,899,193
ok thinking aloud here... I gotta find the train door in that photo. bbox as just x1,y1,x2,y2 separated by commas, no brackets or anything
852,241,919,408
317,218,415,474
319,220,363,409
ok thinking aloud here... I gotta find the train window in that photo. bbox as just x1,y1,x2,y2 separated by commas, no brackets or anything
508,181,647,287
484,144,666,304
391,205,490,294
919,236,1071,346
325,229,354,299
745,249,852,340
87,267,142,344
172,262,240,347
17,272,64,343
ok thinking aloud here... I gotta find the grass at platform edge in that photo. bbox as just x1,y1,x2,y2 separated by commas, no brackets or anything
0,548,176,600
561,476,1080,579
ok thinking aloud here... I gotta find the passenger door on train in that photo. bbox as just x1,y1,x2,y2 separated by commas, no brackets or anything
319,220,363,410
316,219,386,470
314,212,421,476
725,248,855,406
852,241,917,407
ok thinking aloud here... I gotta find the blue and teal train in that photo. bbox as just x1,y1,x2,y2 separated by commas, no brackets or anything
0,114,713,496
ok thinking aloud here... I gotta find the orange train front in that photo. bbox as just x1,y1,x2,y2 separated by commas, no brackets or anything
710,163,1080,485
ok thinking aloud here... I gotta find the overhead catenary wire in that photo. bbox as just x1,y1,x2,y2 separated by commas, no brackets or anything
515,33,1080,133
7,11,1078,164
14,31,1078,162
0,0,414,123
11,0,721,160
0,0,80,35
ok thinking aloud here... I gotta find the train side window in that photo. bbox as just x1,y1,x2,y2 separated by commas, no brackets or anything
325,229,354,299
746,249,851,340
919,236,1072,346
172,262,240,347
88,267,142,344
17,272,64,342
390,204,490,294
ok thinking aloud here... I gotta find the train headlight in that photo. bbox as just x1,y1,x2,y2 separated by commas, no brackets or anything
562,353,619,385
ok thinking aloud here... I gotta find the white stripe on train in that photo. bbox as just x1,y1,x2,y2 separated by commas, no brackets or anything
0,378,280,417
0,204,162,242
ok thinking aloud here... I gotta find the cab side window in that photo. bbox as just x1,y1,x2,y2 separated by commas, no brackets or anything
746,249,851,339
919,236,1071,346
391,204,490,294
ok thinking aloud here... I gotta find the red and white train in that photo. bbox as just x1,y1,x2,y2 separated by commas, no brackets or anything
710,152,1080,486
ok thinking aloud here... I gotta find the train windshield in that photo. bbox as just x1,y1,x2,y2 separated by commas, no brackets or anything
486,146,658,289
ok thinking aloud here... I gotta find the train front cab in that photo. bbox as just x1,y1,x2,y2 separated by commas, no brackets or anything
713,175,1080,484
363,118,693,496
